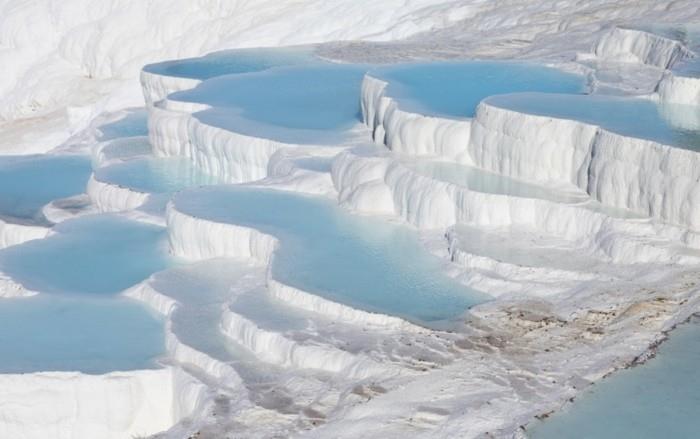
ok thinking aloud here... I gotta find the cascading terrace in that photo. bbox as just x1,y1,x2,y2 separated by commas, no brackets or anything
1,21,700,438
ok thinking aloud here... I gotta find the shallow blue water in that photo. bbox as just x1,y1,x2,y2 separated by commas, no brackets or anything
171,63,368,144
372,61,585,118
0,295,164,374
0,215,171,295
174,187,487,326
487,93,700,151
294,156,333,172
407,160,644,219
406,160,585,204
529,316,700,439
0,154,91,222
0,215,170,373
97,109,149,140
95,157,218,193
143,47,315,80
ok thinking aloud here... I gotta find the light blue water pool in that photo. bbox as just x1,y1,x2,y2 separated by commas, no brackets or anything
0,295,164,374
529,316,700,439
294,156,334,172
405,160,585,204
406,160,644,219
371,61,585,118
171,63,368,144
0,215,170,373
143,47,316,80
0,154,91,222
487,93,700,151
0,215,171,295
97,109,149,140
174,187,488,326
95,157,218,194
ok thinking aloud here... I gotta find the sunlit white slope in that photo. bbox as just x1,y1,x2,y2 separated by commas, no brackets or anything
0,0,472,136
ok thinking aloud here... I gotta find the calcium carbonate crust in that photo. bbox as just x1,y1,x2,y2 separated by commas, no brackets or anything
2,5,700,438
0,367,206,439
86,174,150,213
361,74,472,160
590,27,692,69
360,67,700,230
332,149,700,265
0,219,50,250
166,202,422,335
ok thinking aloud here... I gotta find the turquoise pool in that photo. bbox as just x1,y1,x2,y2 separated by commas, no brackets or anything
171,63,368,144
0,215,171,373
529,316,700,439
0,295,164,374
487,93,700,151
174,187,488,327
371,61,585,118
95,157,218,194
143,47,315,80
0,215,171,295
0,154,91,223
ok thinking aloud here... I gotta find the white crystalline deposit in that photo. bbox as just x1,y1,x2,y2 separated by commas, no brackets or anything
0,0,473,155
3,1,700,438
0,272,39,298
148,96,315,184
264,150,339,196
164,197,413,389
469,101,700,230
124,281,179,318
0,219,50,250
219,307,392,379
588,26,700,107
166,203,276,264
467,102,596,187
332,148,700,265
361,74,700,233
363,84,700,232
167,200,417,333
0,367,206,439
124,281,246,389
332,147,395,215
591,27,691,68
361,75,472,160
587,130,700,228
141,72,201,108
154,111,285,183
86,174,150,213
656,71,700,106
267,279,422,332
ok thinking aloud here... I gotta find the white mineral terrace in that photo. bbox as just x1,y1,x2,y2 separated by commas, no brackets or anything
0,2,700,438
